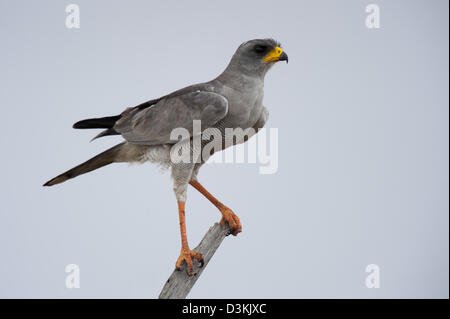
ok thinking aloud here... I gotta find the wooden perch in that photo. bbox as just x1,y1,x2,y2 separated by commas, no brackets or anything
158,222,230,299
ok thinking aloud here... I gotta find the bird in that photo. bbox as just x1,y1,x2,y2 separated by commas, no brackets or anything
43,38,288,276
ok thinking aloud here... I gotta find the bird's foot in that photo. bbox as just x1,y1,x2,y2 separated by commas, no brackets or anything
175,249,204,276
219,206,242,236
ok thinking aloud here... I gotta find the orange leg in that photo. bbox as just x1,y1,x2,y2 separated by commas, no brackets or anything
175,201,203,275
189,181,242,236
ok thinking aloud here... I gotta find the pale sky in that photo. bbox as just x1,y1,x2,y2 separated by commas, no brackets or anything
0,0,448,298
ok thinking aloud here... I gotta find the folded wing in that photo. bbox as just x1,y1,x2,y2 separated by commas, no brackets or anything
114,91,228,145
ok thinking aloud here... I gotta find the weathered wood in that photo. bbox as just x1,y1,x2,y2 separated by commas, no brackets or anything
158,222,230,299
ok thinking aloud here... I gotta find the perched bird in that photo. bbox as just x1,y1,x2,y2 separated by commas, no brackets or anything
44,38,288,275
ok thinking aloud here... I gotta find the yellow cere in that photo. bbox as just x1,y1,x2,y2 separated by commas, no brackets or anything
263,46,284,62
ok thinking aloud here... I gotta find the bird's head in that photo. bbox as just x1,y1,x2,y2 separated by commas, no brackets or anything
226,38,288,77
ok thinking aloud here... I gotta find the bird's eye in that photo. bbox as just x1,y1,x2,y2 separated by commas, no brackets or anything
254,45,267,54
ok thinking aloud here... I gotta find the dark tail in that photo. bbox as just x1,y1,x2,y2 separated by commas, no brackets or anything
43,143,125,187
73,115,120,129
73,115,121,142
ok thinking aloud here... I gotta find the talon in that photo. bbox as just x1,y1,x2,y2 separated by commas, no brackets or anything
188,181,242,236
175,249,204,276
219,207,242,236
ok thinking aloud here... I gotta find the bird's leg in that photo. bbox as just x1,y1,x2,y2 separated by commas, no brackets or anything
189,180,242,236
175,201,204,275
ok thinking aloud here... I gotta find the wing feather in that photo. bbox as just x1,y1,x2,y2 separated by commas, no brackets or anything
114,91,228,145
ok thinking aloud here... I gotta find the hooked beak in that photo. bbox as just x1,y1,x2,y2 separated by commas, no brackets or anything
263,46,289,64
279,51,288,63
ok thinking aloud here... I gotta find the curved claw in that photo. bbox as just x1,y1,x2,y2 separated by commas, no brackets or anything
219,207,242,236
175,249,204,276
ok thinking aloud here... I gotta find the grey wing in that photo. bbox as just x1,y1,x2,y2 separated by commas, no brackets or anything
114,91,228,145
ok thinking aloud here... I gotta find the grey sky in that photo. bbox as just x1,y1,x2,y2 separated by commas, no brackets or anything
0,0,448,298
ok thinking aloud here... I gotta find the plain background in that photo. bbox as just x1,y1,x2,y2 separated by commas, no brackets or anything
0,0,448,298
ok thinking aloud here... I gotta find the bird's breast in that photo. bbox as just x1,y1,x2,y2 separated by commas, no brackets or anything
219,81,264,128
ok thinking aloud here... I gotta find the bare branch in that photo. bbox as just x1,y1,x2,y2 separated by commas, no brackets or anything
158,223,230,299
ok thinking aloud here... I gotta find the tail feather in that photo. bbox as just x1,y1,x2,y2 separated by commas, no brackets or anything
43,143,125,187
90,128,118,142
73,115,121,129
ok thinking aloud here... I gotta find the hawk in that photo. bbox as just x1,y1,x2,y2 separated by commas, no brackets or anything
44,39,288,275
